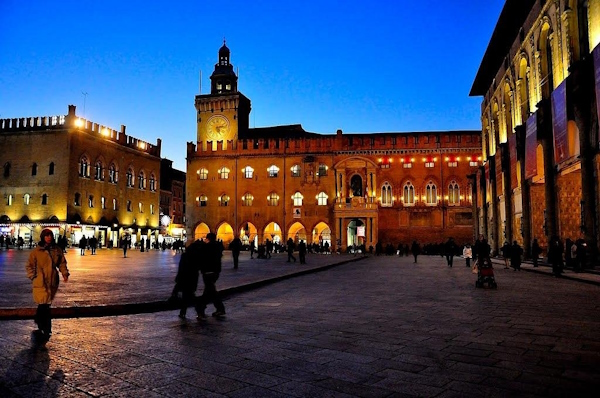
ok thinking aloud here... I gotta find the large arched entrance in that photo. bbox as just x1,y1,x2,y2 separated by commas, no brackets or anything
347,219,365,248
194,223,210,240
288,222,307,244
312,222,331,247
216,223,234,247
264,222,282,245
239,222,258,247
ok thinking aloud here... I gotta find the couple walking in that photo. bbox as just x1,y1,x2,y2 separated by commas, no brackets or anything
175,233,226,319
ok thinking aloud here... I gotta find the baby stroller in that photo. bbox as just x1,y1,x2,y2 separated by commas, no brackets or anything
475,257,497,288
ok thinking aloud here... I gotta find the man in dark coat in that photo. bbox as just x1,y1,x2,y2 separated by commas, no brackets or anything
510,241,523,271
286,238,297,263
445,237,458,267
229,236,242,269
298,240,307,264
196,233,226,318
175,240,202,319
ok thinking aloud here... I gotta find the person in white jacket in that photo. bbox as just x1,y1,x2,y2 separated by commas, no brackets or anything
463,244,473,268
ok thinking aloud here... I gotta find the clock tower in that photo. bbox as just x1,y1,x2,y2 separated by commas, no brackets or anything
195,41,251,149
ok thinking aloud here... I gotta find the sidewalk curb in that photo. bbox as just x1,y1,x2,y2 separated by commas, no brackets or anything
0,256,367,321
489,258,600,287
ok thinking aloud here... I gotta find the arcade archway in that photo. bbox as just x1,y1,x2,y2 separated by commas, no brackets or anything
312,222,332,247
347,219,365,247
239,222,258,247
194,223,210,240
216,223,234,246
264,222,282,245
288,222,307,244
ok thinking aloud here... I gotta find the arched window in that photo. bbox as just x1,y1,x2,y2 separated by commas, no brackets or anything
31,163,37,176
24,193,30,205
138,171,146,189
41,193,48,205
138,202,143,213
108,163,118,183
242,193,253,206
197,168,208,180
403,181,415,205
101,196,106,209
149,174,157,191
113,198,118,210
267,192,279,206
48,162,54,175
127,200,132,212
317,192,328,206
88,195,94,208
126,167,134,187
95,161,104,181
267,165,279,178
218,167,230,179
219,194,230,207
74,192,81,206
6,194,13,206
381,182,393,207
197,195,208,207
426,181,437,205
448,180,460,205
243,166,254,179
79,156,90,178
292,192,303,206
3,162,10,178
350,175,363,197
291,164,301,177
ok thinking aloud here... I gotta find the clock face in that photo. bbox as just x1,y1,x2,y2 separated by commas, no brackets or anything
206,115,230,140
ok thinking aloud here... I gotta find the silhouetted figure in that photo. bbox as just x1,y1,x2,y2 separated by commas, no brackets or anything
286,238,296,263
79,236,87,255
298,240,307,264
196,233,226,318
510,241,523,271
531,238,541,267
411,241,421,263
230,236,242,269
445,237,458,267
175,240,202,319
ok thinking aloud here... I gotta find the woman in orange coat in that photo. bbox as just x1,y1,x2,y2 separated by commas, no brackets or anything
25,229,69,342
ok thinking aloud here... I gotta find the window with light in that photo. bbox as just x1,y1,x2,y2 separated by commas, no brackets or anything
95,161,104,181
267,165,279,177
6,194,13,206
403,182,415,205
318,164,328,176
113,198,118,211
126,168,134,187
198,168,208,180
243,166,254,179
127,200,132,212
292,192,303,206
149,174,156,191
108,164,118,183
150,204,154,214
448,181,460,205
138,171,146,189
381,182,393,207
88,195,94,208
101,196,106,209
199,195,207,207
291,165,301,177
268,193,279,206
138,202,143,213
426,181,437,205
24,193,30,205
79,156,90,178
317,192,328,206
219,194,230,207
218,167,230,179
242,193,254,206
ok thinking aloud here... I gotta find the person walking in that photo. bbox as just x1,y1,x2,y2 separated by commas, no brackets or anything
463,244,472,268
411,240,421,263
25,229,69,343
575,238,587,272
548,235,564,277
229,236,242,269
265,239,273,259
501,241,511,269
531,238,541,267
79,236,87,256
510,241,523,271
445,237,458,267
286,238,297,263
196,233,226,318
122,236,130,258
249,241,255,259
89,236,98,255
298,240,307,264
175,240,202,319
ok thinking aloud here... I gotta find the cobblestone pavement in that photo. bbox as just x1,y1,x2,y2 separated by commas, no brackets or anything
0,248,354,314
1,254,599,397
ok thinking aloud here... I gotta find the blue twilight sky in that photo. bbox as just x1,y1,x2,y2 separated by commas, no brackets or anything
0,0,504,171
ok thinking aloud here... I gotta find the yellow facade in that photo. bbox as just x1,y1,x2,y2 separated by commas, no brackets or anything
0,105,161,247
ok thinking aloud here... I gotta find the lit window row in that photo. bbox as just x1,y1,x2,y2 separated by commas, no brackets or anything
78,157,157,191
196,164,329,180
4,193,49,206
379,180,470,206
378,156,482,168
195,192,330,207
72,192,154,214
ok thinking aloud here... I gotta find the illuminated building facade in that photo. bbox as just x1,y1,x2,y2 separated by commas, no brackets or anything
0,105,161,247
470,0,600,260
159,158,186,241
187,43,482,250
